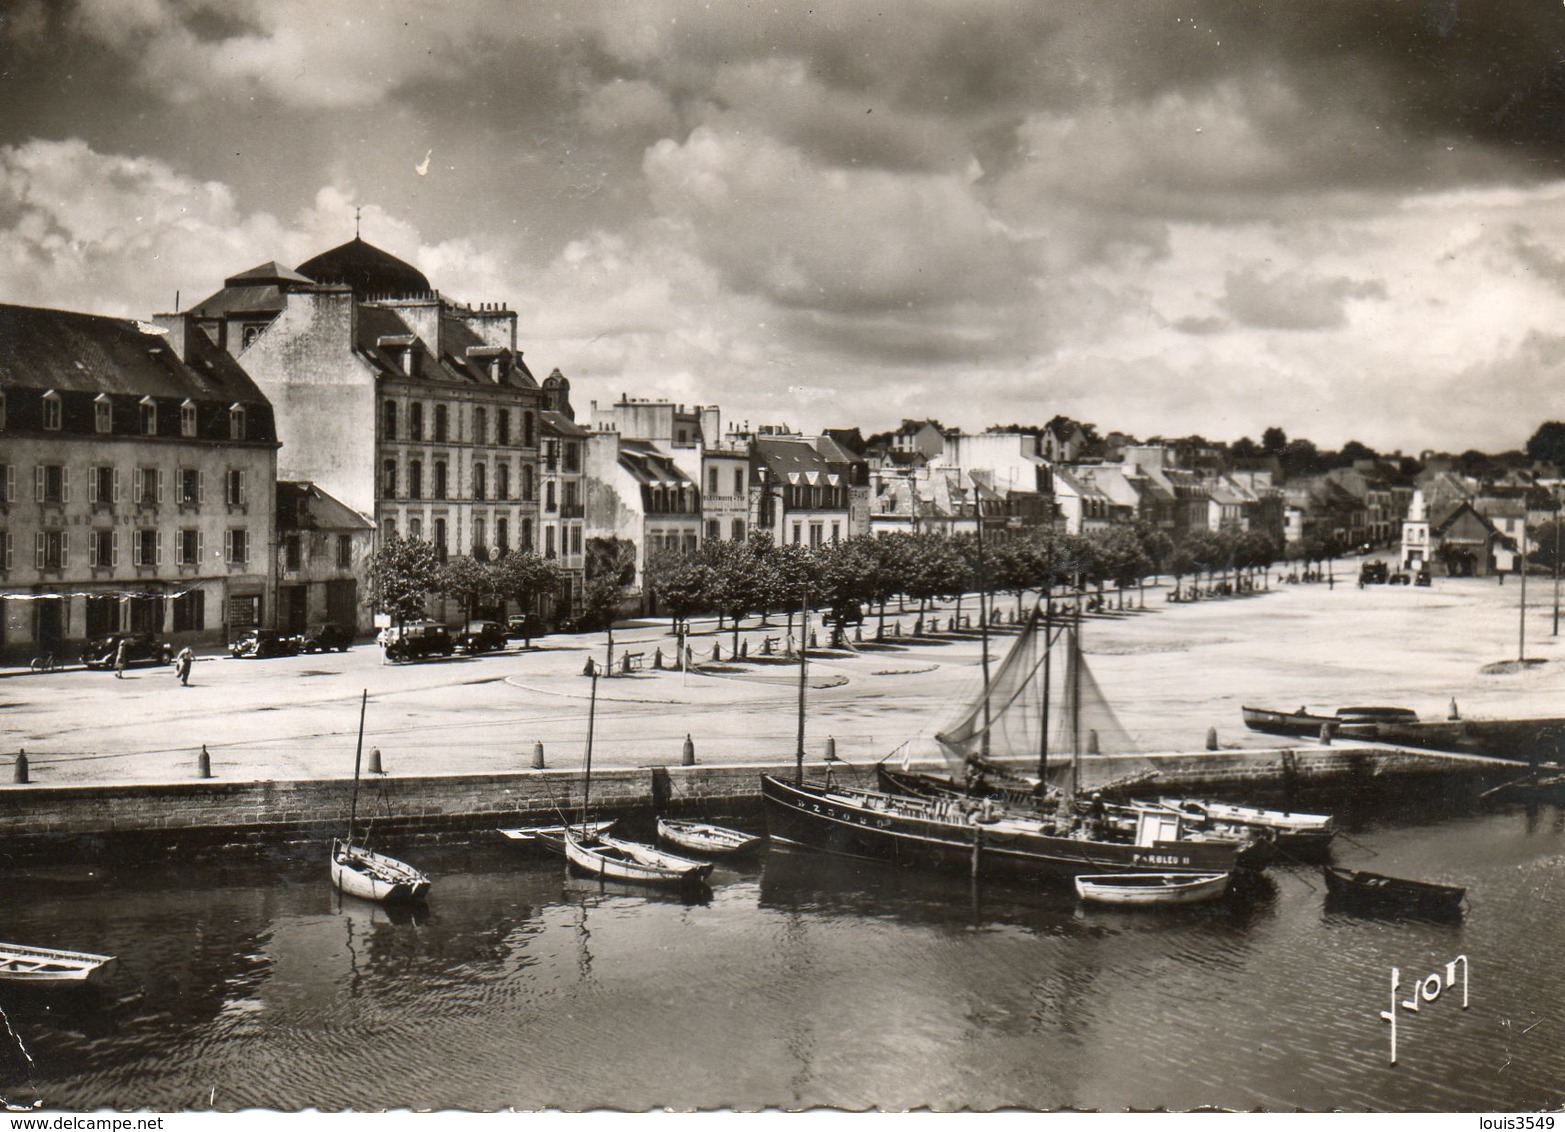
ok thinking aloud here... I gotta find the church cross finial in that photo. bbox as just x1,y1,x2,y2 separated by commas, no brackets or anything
354,205,362,239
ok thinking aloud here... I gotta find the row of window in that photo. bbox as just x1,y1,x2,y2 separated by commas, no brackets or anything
381,516,584,561
4,527,253,571
381,458,589,507
0,390,247,439
382,400,539,448
705,518,747,541
1,464,250,507
791,522,843,547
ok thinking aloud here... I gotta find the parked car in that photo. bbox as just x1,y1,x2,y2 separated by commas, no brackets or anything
82,632,172,669
382,622,454,662
230,629,301,659
455,620,507,654
506,613,541,640
1359,560,1389,585
300,623,354,653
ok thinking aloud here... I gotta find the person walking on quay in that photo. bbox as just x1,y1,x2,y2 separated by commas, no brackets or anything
113,637,127,679
175,646,195,687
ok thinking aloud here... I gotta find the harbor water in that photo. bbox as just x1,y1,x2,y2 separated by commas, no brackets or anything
1,795,1562,1112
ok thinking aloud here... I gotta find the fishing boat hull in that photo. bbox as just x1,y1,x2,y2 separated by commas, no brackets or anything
1241,706,1343,737
1148,797,1336,857
330,840,431,903
876,767,1275,868
564,830,713,888
0,943,117,987
1074,872,1230,906
762,775,1254,879
1321,865,1465,918
656,818,764,856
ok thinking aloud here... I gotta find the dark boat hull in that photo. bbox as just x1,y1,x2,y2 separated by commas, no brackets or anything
1321,866,1465,918
762,775,1247,879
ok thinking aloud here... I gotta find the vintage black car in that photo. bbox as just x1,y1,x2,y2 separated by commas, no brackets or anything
455,620,507,653
82,632,172,669
1359,560,1389,585
382,623,454,662
230,629,301,659
300,623,354,652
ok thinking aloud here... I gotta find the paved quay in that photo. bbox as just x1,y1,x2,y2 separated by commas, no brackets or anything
3,566,1562,792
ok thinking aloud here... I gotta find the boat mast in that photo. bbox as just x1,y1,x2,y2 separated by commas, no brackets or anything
1069,601,1083,799
581,666,599,828
1037,593,1052,782
976,486,991,758
795,587,808,786
348,688,367,845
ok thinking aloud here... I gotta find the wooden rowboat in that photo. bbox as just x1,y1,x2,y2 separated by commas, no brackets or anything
656,818,764,857
1322,865,1465,918
564,828,714,889
0,942,117,986
330,840,432,904
498,819,616,852
1074,872,1231,906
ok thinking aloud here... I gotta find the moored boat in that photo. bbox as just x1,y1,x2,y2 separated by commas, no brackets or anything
0,942,117,987
498,819,616,852
330,840,432,903
1321,865,1465,918
1145,797,1335,857
564,828,714,889
763,774,1259,878
656,818,764,856
1074,872,1230,906
1241,704,1417,739
330,690,430,905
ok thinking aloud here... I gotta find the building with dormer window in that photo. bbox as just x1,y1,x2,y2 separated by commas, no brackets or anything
0,302,278,661
177,238,546,625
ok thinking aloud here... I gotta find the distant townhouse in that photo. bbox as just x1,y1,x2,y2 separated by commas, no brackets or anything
753,436,854,548
275,481,374,635
178,239,546,625
0,303,278,661
583,428,700,604
539,369,587,622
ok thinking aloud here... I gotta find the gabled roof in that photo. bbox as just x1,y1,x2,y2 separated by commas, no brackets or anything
276,481,374,531
1433,500,1506,543
618,439,694,487
352,305,538,390
541,409,588,438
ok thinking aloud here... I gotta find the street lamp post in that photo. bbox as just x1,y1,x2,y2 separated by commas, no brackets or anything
1553,484,1561,638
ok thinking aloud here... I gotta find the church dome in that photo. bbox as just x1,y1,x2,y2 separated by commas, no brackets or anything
296,237,432,299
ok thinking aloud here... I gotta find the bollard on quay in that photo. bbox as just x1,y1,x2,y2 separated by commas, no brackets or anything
367,747,385,774
1087,729,1100,755
682,734,696,766
654,647,664,669
825,736,837,761
740,639,748,658
1448,698,1460,721
1206,727,1218,751
13,749,28,784
712,642,722,662
198,745,212,779
532,741,545,769
1319,723,1333,746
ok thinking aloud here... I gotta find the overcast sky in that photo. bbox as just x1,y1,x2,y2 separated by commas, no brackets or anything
5,1,1565,454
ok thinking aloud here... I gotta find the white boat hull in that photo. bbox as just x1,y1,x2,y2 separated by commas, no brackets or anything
564,830,713,888
1074,872,1230,906
0,942,117,986
498,820,616,845
330,840,431,903
656,818,764,856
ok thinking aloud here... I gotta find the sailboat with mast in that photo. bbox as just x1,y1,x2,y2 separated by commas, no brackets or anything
559,665,714,890
330,689,431,903
762,596,1265,879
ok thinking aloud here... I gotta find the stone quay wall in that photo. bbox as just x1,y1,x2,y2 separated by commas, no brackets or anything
0,745,1506,862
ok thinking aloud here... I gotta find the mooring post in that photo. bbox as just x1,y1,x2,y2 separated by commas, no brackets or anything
197,745,212,779
532,741,545,769
367,747,385,774
1449,698,1460,721
682,734,696,766
1319,723,1333,746
13,749,28,785
1206,727,1218,751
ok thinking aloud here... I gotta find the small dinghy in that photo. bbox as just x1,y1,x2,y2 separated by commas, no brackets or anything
0,942,117,987
498,819,616,853
656,818,764,857
1322,866,1465,918
1074,872,1231,907
564,828,714,889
